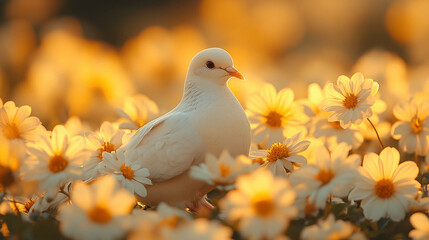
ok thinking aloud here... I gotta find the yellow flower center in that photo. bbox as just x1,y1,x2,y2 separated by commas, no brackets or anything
98,142,116,159
267,143,290,162
120,163,134,179
88,205,112,224
265,111,283,128
251,193,274,217
375,178,395,199
159,216,179,228
330,121,343,130
3,123,20,140
327,233,342,240
304,196,317,215
343,94,358,109
219,164,230,178
410,116,423,134
315,168,335,186
48,155,68,173
0,165,15,189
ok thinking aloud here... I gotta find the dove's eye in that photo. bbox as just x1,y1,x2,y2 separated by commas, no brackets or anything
206,61,215,69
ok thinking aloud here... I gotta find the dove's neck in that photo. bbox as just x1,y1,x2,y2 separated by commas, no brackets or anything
176,77,229,112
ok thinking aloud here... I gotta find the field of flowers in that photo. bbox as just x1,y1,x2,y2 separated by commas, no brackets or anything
1,0,429,239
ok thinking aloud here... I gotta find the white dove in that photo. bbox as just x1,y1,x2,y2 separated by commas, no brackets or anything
124,48,251,209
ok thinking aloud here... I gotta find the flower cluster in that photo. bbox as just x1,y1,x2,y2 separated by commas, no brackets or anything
1,67,429,240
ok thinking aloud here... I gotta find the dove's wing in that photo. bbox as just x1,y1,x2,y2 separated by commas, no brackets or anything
125,112,173,151
128,112,205,182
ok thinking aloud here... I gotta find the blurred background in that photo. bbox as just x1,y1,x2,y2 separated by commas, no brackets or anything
0,0,428,129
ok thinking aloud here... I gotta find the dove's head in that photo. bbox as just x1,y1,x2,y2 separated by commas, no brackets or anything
186,48,244,85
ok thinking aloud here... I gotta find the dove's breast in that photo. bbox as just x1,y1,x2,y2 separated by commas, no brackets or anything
191,87,251,160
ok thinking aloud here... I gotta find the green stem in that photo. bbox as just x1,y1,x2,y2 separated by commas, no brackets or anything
367,118,384,149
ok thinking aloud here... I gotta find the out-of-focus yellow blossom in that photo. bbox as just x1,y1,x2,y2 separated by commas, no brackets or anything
297,0,371,52
21,125,88,195
321,72,379,128
5,0,61,24
353,50,409,113
0,69,6,98
290,143,360,209
220,169,297,240
301,214,367,240
0,135,19,189
349,147,419,221
122,25,206,109
116,94,159,130
16,29,134,125
386,0,429,62
129,202,192,240
163,218,232,240
64,116,91,137
246,83,307,147
391,98,429,156
57,175,135,240
200,0,304,55
358,97,391,142
0,20,36,73
250,133,310,177
409,212,429,240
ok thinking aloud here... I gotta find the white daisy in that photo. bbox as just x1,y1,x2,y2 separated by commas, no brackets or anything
84,121,125,180
220,169,297,240
21,125,88,194
190,150,257,189
250,132,310,177
0,100,46,143
129,202,192,240
348,147,420,221
321,72,378,128
101,148,152,197
163,218,232,240
289,143,360,209
301,214,366,240
57,175,135,240
246,83,307,147
116,94,159,130
391,98,429,156
409,212,429,240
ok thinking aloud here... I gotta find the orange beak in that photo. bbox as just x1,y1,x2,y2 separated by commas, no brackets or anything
225,66,245,80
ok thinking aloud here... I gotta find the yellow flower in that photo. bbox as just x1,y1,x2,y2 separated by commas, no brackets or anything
246,83,307,147
349,147,419,221
21,125,88,193
0,135,19,189
409,212,429,240
116,94,159,130
0,101,45,143
251,132,310,177
220,169,297,239
57,175,135,240
84,121,125,180
301,214,357,240
321,72,378,128
290,143,360,209
391,98,429,156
